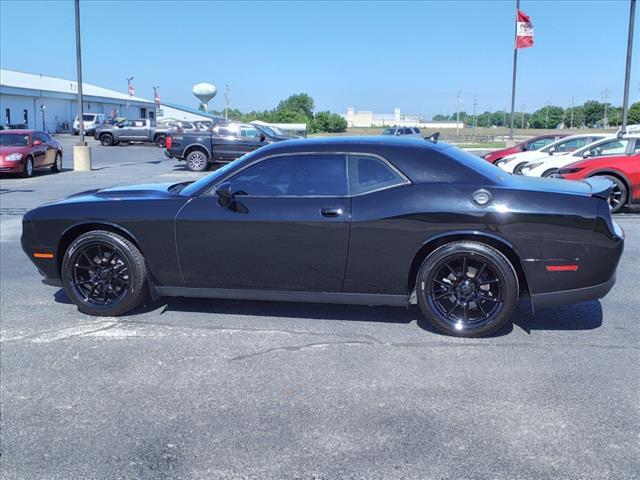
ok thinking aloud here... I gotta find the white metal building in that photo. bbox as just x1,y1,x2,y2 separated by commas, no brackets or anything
0,69,156,132
157,102,225,123
345,106,463,130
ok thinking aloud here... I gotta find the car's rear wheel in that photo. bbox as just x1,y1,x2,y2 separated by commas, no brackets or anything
155,136,166,148
542,168,558,178
51,152,62,172
62,230,148,316
21,157,34,178
100,134,114,146
600,175,628,213
186,150,209,172
417,241,519,337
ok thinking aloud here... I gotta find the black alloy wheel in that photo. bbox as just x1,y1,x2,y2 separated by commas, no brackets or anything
417,241,519,337
62,230,148,316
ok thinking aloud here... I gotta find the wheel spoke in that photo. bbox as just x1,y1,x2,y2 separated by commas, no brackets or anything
476,263,486,280
445,303,458,318
463,303,469,323
81,251,97,267
476,298,489,319
478,293,499,303
445,262,458,277
462,256,468,277
433,291,452,301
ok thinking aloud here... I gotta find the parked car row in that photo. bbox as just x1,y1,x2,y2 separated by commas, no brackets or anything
488,126,640,212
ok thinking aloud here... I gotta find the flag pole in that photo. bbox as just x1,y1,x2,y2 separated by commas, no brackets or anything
621,0,636,131
509,0,520,140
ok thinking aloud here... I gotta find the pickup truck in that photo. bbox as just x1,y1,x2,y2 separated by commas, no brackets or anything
94,119,168,147
164,122,294,171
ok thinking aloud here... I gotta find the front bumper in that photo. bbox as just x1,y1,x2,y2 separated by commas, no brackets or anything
0,160,25,173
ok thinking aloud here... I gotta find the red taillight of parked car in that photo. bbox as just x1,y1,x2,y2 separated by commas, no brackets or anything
165,136,172,149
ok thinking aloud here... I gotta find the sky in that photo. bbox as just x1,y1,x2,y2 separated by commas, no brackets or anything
1,0,638,118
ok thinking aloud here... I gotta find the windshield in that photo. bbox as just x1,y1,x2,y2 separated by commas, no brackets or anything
271,126,288,136
381,128,395,135
0,134,30,146
181,150,263,196
82,114,96,121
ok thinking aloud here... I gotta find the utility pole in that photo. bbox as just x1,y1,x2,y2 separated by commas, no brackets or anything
545,99,550,129
456,91,461,136
621,0,636,131
602,88,610,128
509,0,521,139
73,0,91,170
472,96,478,129
570,96,575,129
520,104,526,129
224,84,230,121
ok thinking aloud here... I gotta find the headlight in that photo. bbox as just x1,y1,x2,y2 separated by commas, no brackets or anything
5,153,23,161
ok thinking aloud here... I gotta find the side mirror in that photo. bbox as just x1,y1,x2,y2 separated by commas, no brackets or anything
117,123,124,128
395,132,401,136
32,139,42,146
259,134,266,142
215,181,233,208
521,145,528,151
582,150,592,158
548,147,556,155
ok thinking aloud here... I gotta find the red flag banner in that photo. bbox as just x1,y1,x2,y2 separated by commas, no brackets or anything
128,83,135,96
516,9,534,49
153,88,160,106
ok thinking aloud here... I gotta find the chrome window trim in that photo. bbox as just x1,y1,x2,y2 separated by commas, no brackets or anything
203,151,411,198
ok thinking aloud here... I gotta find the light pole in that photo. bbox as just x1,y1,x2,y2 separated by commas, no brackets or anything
40,105,46,132
127,77,134,97
621,0,636,131
73,0,91,170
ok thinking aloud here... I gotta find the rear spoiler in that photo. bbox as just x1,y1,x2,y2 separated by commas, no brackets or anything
583,177,614,200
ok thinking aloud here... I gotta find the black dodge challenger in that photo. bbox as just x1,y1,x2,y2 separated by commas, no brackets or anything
22,136,624,337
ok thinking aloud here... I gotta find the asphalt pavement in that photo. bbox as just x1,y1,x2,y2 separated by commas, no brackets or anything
1,136,638,479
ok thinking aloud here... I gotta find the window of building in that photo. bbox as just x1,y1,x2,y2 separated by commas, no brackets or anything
5,108,10,125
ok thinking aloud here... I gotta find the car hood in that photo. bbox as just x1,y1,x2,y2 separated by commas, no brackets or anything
0,146,29,156
59,182,185,203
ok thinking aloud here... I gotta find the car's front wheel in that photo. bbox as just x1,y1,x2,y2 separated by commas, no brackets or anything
186,150,209,172
62,230,148,316
21,157,34,178
155,136,166,148
417,241,519,337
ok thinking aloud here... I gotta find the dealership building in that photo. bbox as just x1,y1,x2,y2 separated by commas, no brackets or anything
345,106,463,130
0,69,159,132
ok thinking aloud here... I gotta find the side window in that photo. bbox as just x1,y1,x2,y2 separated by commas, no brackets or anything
527,138,553,150
555,138,589,152
348,154,407,195
590,139,630,156
633,140,640,153
228,154,347,197
240,126,260,137
33,132,48,143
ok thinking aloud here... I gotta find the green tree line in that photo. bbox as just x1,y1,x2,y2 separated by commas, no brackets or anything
207,93,347,133
433,100,640,129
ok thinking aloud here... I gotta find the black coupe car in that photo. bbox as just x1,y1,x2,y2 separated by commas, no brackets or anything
22,136,624,337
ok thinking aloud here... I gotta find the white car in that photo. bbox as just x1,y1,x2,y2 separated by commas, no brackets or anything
496,134,606,174
521,135,637,177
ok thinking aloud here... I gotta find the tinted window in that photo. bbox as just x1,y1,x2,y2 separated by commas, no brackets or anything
348,155,406,194
228,154,347,197
33,132,49,143
404,128,412,135
381,128,395,135
240,126,260,137
0,134,29,146
413,128,421,134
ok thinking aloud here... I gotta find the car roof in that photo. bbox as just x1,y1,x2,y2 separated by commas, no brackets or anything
0,130,35,134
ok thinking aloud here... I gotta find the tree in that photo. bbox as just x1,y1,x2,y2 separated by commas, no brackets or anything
311,111,347,133
627,102,640,124
276,93,315,120
529,105,564,129
432,114,448,121
582,100,606,127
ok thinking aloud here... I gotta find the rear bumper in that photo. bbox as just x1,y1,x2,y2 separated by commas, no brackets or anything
165,150,182,160
530,274,616,309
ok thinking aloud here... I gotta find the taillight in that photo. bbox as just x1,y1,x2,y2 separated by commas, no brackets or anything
165,136,172,149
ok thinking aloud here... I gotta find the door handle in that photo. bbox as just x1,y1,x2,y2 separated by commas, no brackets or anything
320,207,343,218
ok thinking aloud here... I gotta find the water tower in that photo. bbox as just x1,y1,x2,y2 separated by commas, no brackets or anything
192,83,217,112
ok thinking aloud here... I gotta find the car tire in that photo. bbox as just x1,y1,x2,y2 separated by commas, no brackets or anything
513,162,527,175
155,136,166,148
100,134,114,146
416,241,519,337
600,175,628,213
61,230,148,316
51,152,62,173
542,168,558,178
186,150,209,172
21,157,34,178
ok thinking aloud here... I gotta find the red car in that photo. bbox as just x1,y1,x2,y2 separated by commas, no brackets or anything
482,133,568,164
557,151,640,213
0,130,63,177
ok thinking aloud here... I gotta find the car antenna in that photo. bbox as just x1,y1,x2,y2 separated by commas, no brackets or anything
425,132,440,143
